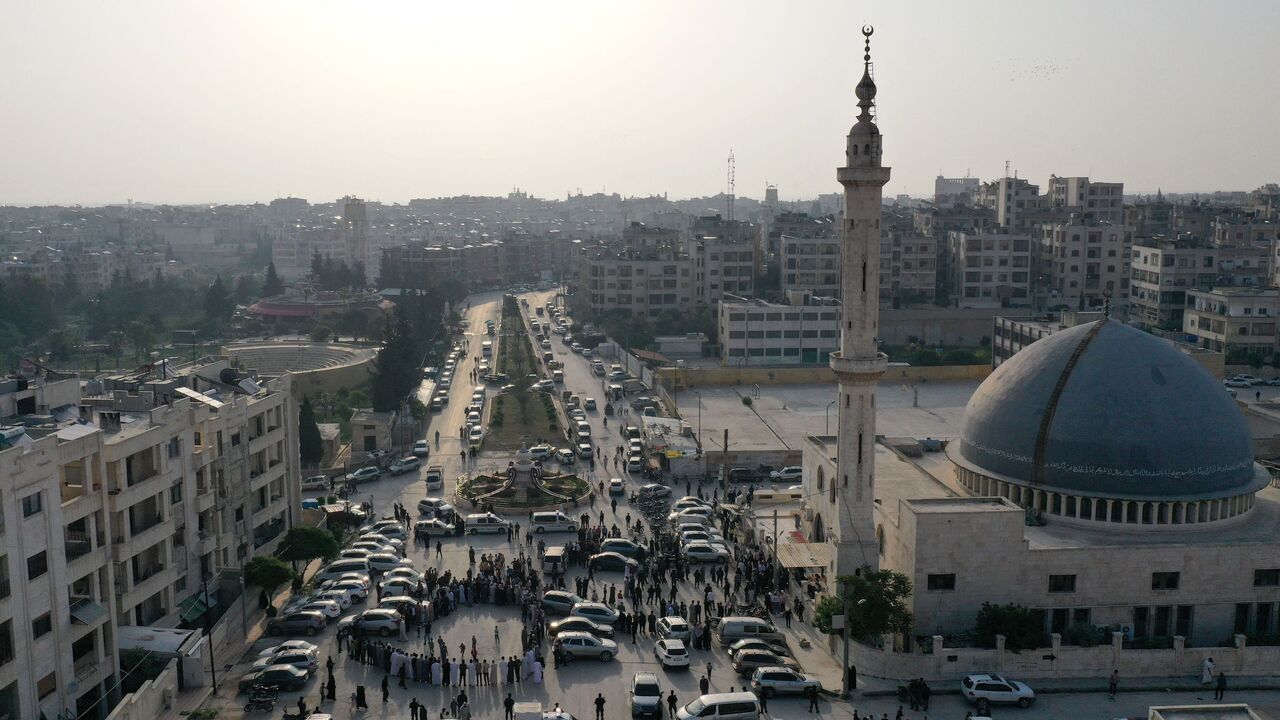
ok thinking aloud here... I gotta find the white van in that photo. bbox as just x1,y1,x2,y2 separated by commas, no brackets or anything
715,617,786,647
575,421,591,438
481,340,493,356
675,692,761,720
464,513,510,535
530,511,577,534
552,369,564,383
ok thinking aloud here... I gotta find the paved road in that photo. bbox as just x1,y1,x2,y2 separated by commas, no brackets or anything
207,290,1276,720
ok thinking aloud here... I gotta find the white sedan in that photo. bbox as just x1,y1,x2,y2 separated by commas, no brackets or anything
298,599,342,619
256,640,318,659
654,638,691,668
682,542,730,563
414,518,454,534
310,589,355,609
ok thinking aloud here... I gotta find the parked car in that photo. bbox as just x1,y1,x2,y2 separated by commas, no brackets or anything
250,649,319,674
424,465,444,490
750,667,821,697
529,444,553,460
256,640,319,659
464,512,510,534
266,611,327,637
654,638,691,668
366,553,414,574
769,466,803,482
301,475,329,491
727,638,790,659
608,477,625,494
238,664,309,693
732,650,799,677
346,466,380,483
599,537,647,560
308,590,354,610
542,590,585,616
584,397,597,410
554,631,618,661
321,579,368,601
378,578,418,597
640,483,671,498
626,455,644,472
350,609,404,637
555,448,576,465
548,616,615,639
588,552,639,573
570,602,620,625
657,616,691,641
417,497,454,517
679,529,724,546
961,674,1036,708
577,442,594,459
630,671,663,718
412,441,430,457
414,518,454,534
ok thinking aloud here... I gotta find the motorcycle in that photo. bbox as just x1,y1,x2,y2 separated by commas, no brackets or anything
243,685,278,713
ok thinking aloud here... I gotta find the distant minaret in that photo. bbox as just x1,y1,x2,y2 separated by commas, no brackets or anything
829,26,890,573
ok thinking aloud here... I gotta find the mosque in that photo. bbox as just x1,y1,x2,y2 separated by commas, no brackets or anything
802,29,1280,648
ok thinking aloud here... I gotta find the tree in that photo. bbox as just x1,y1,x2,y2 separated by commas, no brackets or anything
299,396,324,466
203,275,234,323
243,555,294,592
337,310,369,341
974,602,1044,651
262,262,284,297
126,320,154,360
308,323,332,343
45,328,81,363
232,273,258,304
814,567,914,642
105,330,127,367
276,526,339,566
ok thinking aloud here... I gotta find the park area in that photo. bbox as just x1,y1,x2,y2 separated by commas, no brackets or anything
486,295,559,450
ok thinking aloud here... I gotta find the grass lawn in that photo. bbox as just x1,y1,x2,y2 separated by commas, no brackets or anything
486,296,559,450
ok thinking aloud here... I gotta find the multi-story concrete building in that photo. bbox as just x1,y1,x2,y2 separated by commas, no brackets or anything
0,360,300,719
779,231,840,299
1129,238,1217,330
880,230,936,307
992,177,1040,229
579,244,693,320
717,293,840,365
1183,287,1280,360
945,230,1033,308
933,176,979,208
687,215,757,305
1047,176,1125,224
1036,221,1130,312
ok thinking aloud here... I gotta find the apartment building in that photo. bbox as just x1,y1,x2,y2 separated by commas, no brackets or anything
0,361,299,720
1128,238,1217,330
1047,176,1125,224
578,244,693,319
880,230,936,306
989,177,1040,229
1183,287,1280,360
1037,221,1130,312
717,293,840,365
945,230,1033,308
687,215,757,305
933,176,979,208
779,232,840,299
766,212,832,262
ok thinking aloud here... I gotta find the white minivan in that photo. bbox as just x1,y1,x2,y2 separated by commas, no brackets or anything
530,511,577,534
575,421,591,438
464,513,510,535
675,692,761,720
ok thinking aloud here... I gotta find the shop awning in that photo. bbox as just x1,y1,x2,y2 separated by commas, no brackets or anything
775,541,834,569
178,590,218,623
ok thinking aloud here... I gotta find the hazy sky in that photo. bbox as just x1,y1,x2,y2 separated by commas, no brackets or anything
3,1,1279,206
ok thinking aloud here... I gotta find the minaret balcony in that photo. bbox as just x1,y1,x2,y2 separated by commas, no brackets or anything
830,351,888,380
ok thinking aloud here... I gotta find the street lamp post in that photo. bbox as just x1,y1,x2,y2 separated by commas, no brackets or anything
826,399,836,435
694,391,703,447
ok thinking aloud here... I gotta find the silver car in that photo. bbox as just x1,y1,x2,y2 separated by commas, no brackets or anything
554,631,618,661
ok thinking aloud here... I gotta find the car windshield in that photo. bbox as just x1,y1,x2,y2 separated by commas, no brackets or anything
635,682,660,696
683,699,706,715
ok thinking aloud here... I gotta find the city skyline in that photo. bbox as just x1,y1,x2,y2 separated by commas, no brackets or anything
3,1,1280,205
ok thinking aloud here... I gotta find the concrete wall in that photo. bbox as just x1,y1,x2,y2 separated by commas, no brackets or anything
879,307,1036,346
105,657,178,720
661,363,990,390
837,631,1279,683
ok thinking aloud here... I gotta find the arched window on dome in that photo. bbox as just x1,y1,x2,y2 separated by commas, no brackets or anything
852,144,858,156
864,143,870,156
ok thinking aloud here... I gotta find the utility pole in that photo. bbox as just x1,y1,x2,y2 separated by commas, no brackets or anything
840,576,851,697
203,573,217,691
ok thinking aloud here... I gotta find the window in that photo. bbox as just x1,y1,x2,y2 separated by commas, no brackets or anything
1048,574,1077,593
26,551,47,580
169,484,183,505
230,433,241,447
37,672,55,700
926,574,956,591
31,613,51,639
1255,569,1280,587
1152,572,1180,590
21,492,42,518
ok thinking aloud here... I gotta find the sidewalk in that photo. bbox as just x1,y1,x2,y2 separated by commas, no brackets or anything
164,558,323,719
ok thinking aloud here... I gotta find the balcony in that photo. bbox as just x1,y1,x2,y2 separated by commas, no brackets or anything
64,530,94,563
